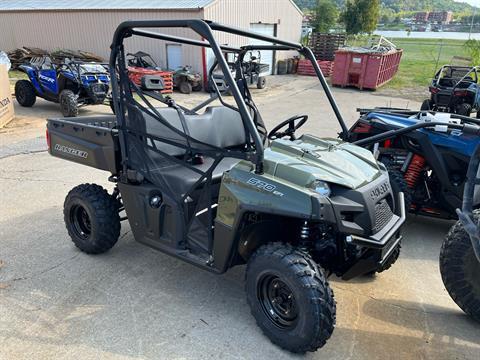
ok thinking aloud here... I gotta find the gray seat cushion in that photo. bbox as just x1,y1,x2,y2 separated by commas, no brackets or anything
145,106,247,156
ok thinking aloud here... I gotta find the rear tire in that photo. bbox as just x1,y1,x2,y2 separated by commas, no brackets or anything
59,89,79,117
456,103,472,117
420,99,432,111
64,184,121,254
192,83,202,91
257,76,267,89
15,80,36,107
245,242,336,353
440,212,480,322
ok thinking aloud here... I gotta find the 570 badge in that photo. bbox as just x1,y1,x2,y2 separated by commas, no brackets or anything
247,178,284,197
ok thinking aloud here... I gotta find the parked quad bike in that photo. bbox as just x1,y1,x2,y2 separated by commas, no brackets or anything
46,20,406,353
349,109,480,219
15,56,110,117
440,144,480,322
421,65,480,118
173,66,202,94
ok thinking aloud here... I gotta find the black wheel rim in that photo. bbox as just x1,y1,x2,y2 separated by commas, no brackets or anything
70,204,92,239
258,274,298,329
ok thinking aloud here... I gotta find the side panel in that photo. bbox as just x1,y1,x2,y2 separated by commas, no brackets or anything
47,117,119,173
213,165,325,271
38,69,58,94
117,182,184,250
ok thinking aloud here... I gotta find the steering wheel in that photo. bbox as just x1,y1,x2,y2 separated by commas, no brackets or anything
268,115,308,141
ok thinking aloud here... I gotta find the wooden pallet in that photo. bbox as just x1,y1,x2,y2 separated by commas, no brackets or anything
309,33,346,61
297,60,334,77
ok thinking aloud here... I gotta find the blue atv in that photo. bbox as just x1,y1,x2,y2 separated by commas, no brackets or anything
421,65,480,118
15,56,110,117
348,108,480,219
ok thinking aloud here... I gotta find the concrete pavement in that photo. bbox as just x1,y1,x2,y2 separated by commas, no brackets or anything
0,76,479,359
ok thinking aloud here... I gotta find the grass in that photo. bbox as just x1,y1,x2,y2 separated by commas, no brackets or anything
386,38,470,90
346,37,470,92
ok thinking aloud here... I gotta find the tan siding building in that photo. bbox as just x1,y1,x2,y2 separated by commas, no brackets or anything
0,0,302,79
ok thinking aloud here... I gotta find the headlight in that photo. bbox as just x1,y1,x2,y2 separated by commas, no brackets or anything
311,180,331,197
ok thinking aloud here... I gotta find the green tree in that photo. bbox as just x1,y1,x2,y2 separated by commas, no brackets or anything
312,0,339,32
342,0,380,34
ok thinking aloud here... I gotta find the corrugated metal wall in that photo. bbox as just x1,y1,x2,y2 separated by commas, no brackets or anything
0,10,205,72
0,0,302,76
205,0,302,60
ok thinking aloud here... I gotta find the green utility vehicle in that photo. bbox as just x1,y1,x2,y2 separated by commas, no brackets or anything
46,20,405,353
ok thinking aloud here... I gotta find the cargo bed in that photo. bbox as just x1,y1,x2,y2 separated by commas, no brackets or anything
46,115,120,174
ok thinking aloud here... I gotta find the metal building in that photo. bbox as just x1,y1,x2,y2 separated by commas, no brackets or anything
0,0,303,79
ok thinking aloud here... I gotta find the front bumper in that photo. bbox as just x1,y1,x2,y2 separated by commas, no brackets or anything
342,192,406,280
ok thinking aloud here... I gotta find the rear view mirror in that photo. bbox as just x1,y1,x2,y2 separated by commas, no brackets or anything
141,75,164,91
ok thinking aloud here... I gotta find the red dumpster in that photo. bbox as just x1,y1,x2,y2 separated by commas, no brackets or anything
331,49,403,90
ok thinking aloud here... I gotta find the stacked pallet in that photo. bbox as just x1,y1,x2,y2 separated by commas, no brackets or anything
128,67,174,94
7,47,49,69
7,47,104,69
309,33,346,61
297,60,334,77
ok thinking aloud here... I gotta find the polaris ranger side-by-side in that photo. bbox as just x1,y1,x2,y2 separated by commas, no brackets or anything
46,20,405,353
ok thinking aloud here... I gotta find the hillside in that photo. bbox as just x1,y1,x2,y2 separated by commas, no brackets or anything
293,0,475,12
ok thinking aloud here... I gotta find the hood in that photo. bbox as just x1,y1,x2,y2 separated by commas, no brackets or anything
263,135,382,190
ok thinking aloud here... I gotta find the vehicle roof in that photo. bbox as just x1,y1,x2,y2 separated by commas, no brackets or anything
0,0,214,11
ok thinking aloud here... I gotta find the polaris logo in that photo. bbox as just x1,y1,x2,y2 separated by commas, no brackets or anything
39,74,55,83
54,144,88,159
370,182,389,201
0,97,10,108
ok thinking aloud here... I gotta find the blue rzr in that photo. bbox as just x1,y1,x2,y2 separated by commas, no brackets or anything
15,56,111,117
348,108,480,219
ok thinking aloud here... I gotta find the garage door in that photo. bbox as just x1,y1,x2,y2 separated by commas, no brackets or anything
249,23,275,75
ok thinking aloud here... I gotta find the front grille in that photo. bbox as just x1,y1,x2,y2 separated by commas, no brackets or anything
373,199,393,233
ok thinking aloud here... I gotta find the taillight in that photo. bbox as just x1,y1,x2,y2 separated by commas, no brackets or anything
352,121,372,134
46,128,51,150
454,90,469,97
429,86,440,94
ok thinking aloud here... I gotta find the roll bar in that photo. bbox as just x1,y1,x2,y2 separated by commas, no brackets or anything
109,19,349,173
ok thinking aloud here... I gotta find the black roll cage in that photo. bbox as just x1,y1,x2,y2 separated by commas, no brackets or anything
109,19,348,175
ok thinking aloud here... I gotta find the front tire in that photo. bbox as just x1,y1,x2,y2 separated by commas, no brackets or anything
380,158,413,212
179,80,192,94
246,243,336,353
15,80,36,107
59,89,79,117
64,184,121,254
440,212,480,322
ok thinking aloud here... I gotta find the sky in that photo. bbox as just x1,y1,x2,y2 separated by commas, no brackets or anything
456,0,480,7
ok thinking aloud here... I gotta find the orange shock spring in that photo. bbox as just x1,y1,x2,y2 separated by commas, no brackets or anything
404,154,426,188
